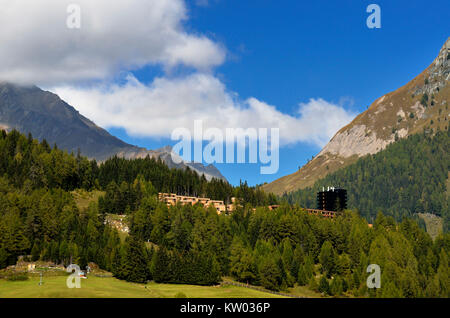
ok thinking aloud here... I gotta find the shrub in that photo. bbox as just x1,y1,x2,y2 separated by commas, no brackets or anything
7,273,29,281
308,276,319,292
330,277,344,296
420,93,429,107
318,276,330,295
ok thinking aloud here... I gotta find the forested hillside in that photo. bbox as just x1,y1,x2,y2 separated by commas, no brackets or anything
283,131,450,232
0,130,449,297
0,82,225,181
0,129,275,206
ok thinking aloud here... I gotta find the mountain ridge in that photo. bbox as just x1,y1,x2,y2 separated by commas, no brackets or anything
0,82,226,181
263,37,450,195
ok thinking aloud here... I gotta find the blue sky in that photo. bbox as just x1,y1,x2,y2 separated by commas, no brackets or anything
120,0,449,185
2,0,449,186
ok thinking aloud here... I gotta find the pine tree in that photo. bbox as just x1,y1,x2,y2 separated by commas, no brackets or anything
297,265,308,286
121,236,149,283
151,247,171,283
436,249,449,297
259,257,282,291
31,241,40,261
319,240,336,278
308,276,319,292
319,276,330,295
380,281,403,298
330,276,344,296
0,248,9,269
111,246,124,279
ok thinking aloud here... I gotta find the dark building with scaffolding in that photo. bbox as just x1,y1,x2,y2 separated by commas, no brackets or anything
317,187,347,211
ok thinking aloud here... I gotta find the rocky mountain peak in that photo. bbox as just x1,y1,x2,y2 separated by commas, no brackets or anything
433,37,450,68
263,37,450,195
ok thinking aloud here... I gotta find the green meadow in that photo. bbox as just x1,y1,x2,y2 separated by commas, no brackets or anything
0,276,287,298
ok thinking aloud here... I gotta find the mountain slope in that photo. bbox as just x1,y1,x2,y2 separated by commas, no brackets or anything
283,130,449,231
263,37,450,195
0,82,225,181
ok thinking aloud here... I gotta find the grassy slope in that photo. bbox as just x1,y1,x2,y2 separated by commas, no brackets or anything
418,171,447,238
72,189,129,241
417,213,443,239
0,276,286,298
71,189,105,211
262,154,359,195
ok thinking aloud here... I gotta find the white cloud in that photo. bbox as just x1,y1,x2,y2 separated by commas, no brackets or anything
1,0,356,149
0,0,225,85
53,74,356,148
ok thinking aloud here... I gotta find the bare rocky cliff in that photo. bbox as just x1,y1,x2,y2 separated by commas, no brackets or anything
263,37,450,195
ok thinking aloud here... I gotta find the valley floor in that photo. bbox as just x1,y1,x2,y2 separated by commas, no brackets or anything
0,276,290,298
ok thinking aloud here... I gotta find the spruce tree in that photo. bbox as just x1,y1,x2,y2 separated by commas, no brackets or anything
31,241,40,261
259,257,282,291
121,236,149,283
0,248,9,269
319,240,336,278
151,247,171,283
319,276,330,295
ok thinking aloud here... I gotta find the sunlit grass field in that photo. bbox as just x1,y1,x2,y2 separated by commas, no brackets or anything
71,189,105,211
0,275,287,298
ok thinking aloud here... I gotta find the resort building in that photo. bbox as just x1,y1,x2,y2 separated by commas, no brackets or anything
158,193,236,214
317,187,347,211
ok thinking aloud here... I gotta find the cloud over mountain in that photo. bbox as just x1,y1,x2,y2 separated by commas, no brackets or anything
54,74,356,147
1,0,355,148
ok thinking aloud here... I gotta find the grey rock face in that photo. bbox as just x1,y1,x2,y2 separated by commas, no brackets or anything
413,38,450,97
